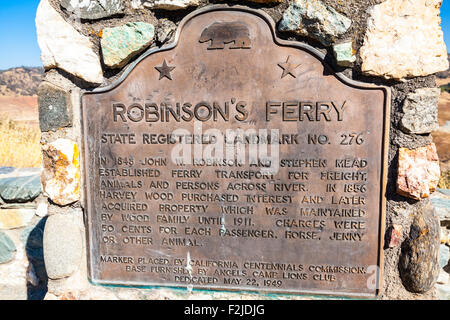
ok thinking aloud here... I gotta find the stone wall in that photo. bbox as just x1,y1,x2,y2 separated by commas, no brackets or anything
0,167,46,299
15,0,448,300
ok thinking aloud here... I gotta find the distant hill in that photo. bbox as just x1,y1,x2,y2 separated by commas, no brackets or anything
436,53,450,79
0,67,44,96
0,55,447,95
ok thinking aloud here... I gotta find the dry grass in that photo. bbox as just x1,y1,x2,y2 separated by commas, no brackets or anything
0,117,41,168
439,170,450,189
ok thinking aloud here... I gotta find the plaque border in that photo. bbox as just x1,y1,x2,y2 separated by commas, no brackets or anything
80,4,391,298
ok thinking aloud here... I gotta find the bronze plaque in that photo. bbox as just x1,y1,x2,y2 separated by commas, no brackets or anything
81,6,390,297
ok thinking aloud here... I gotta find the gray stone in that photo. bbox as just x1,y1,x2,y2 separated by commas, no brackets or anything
400,88,440,134
0,231,16,264
332,42,356,67
278,0,351,46
437,188,450,197
43,214,82,279
0,174,41,203
399,203,441,293
38,82,72,132
61,0,124,20
0,167,15,175
430,192,450,222
101,22,155,69
27,264,40,287
157,19,176,45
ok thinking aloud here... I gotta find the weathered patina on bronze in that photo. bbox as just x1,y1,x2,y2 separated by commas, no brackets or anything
81,6,390,297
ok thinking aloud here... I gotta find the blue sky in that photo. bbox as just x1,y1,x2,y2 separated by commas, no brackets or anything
0,0,449,70
0,0,41,69
442,0,450,54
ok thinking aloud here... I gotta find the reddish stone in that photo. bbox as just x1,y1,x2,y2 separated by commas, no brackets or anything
397,143,440,200
388,224,403,247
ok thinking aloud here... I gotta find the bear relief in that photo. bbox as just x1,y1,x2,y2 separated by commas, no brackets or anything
199,21,251,49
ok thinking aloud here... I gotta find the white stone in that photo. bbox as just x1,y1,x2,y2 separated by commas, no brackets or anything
142,0,200,10
360,0,449,80
441,228,450,245
0,209,35,230
437,269,449,285
41,139,80,206
36,202,48,217
35,0,103,84
131,0,144,9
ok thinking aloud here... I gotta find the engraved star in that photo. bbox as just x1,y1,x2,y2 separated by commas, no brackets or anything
155,59,176,80
278,56,301,79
